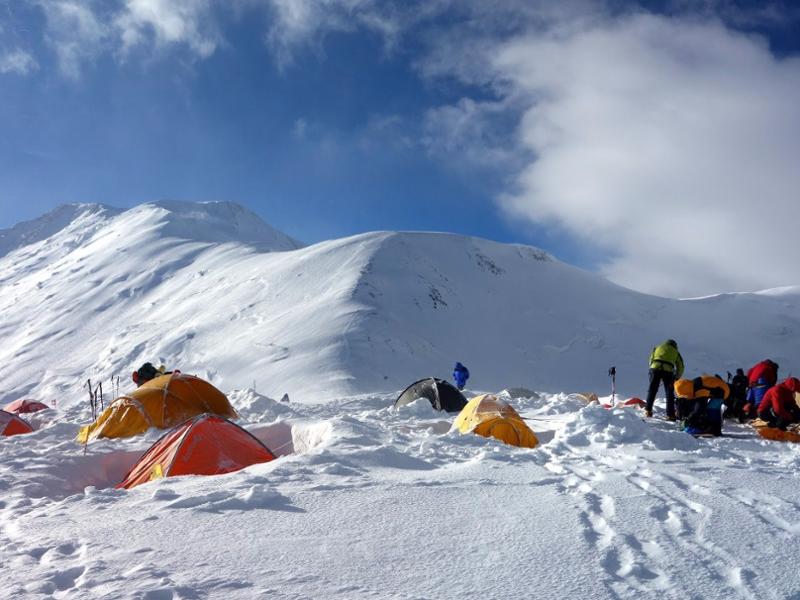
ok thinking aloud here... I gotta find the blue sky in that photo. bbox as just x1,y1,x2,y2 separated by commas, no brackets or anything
1,0,800,296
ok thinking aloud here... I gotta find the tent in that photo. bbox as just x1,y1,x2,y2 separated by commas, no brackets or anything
454,394,538,448
77,373,237,443
602,397,646,409
395,377,467,412
3,399,49,415
499,387,540,400
575,392,599,404
118,414,275,489
0,409,34,436
622,397,646,407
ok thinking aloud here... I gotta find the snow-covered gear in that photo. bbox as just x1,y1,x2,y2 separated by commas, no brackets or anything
453,362,470,391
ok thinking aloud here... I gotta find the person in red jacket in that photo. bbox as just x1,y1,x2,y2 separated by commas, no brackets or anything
747,359,779,387
757,377,800,430
744,359,779,418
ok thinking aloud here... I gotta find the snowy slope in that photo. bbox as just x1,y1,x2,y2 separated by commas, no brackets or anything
0,201,798,406
3,201,800,600
3,393,800,599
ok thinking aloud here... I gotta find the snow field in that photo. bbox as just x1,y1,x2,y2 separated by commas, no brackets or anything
2,391,800,599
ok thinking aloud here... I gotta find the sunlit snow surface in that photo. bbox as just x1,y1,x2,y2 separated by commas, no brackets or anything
2,201,800,599
2,392,800,599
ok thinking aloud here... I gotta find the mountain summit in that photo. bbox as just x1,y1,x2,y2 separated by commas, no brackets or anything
0,201,797,404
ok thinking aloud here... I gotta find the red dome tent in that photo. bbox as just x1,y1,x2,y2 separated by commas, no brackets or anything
3,399,49,415
0,410,34,436
118,414,276,490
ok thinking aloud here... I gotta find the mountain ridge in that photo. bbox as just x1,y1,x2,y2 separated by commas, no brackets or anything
0,202,797,405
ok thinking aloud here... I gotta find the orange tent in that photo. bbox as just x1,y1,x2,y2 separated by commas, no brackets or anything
77,373,237,443
0,409,34,436
4,399,49,415
117,414,275,489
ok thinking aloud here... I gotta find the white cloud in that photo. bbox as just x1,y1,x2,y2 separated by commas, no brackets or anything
422,98,523,171
484,14,800,296
116,0,220,58
0,48,38,74
39,0,107,79
261,0,376,68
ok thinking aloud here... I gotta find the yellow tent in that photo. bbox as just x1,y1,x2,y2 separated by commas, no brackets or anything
77,373,237,443
454,394,538,448
574,392,599,404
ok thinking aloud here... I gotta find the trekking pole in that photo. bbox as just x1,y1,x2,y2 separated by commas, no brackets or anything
608,366,616,404
86,379,95,421
98,382,104,411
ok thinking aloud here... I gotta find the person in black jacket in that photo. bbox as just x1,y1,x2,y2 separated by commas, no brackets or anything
727,368,748,421
131,362,170,387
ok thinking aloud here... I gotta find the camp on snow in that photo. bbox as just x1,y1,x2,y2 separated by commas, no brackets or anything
394,377,468,412
0,409,34,436
3,399,49,415
117,414,276,489
77,372,237,443
454,394,538,448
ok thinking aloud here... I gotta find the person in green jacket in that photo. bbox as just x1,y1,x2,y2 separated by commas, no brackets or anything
645,339,684,419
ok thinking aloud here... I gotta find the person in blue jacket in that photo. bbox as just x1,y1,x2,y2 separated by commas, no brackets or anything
453,362,469,390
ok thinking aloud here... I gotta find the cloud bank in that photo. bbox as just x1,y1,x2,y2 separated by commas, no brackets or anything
485,13,800,296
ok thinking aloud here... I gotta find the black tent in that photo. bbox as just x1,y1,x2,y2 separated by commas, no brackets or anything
394,377,468,413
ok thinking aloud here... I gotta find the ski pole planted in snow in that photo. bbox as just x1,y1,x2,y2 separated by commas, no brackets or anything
608,366,616,404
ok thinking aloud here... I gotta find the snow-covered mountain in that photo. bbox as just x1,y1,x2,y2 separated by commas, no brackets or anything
0,201,797,405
